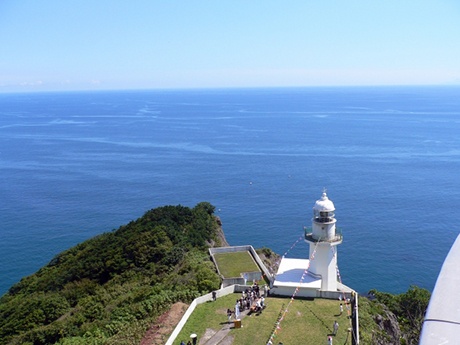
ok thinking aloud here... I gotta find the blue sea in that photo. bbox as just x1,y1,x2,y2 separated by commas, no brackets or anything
1,86,459,296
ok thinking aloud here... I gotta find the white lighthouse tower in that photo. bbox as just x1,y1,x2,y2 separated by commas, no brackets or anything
305,191,342,291
272,190,353,298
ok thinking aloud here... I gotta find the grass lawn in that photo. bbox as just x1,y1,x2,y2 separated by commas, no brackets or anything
174,294,353,345
213,252,260,278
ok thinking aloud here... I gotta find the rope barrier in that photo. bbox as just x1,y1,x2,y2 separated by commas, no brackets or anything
282,235,304,258
305,302,333,333
265,303,286,345
271,234,304,280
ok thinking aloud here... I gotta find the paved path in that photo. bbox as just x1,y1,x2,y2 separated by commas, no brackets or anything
202,309,251,345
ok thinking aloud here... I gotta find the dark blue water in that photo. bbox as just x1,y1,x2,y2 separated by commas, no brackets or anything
1,86,459,296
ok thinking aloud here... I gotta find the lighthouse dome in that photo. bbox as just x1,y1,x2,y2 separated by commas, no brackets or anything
313,192,335,212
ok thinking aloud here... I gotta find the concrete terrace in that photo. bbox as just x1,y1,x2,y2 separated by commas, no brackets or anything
273,257,321,289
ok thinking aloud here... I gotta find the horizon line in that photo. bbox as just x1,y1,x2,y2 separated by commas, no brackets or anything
1,83,460,95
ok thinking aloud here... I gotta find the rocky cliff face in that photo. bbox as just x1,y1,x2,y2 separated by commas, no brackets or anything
255,247,281,276
207,216,229,247
372,306,401,345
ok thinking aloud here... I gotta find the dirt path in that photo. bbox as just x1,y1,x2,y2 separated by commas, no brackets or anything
140,302,189,345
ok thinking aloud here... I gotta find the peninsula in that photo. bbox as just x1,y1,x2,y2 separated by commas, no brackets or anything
0,201,430,345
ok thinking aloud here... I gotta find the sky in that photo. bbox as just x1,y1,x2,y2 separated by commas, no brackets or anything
1,1,460,92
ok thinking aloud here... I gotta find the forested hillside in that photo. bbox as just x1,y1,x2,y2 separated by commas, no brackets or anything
0,202,225,345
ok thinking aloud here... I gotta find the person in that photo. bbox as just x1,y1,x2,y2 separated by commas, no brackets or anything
180,341,185,345
328,335,333,345
255,298,262,312
255,283,260,297
333,320,339,335
187,341,191,345
212,290,217,301
339,303,343,315
227,308,232,322
190,334,197,345
235,302,240,319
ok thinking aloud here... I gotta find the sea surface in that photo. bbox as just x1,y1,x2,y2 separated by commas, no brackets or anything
1,86,459,296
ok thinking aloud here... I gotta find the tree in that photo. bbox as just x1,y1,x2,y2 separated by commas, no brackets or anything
398,285,430,344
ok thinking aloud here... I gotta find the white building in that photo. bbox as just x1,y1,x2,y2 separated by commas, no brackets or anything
272,192,353,299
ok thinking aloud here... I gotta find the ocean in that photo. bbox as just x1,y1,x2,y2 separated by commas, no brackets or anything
1,86,459,296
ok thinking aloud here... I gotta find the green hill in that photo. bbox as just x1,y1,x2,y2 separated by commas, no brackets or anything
0,202,225,345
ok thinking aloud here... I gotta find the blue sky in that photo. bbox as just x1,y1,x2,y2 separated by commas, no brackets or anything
1,1,460,92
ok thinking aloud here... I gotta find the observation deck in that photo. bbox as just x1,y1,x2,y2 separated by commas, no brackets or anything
304,227,343,244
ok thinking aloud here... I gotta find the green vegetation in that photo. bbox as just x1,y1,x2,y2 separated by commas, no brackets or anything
359,295,397,344
213,251,260,278
366,286,431,345
0,202,224,345
175,294,351,345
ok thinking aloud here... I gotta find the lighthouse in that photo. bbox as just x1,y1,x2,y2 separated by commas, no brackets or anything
305,191,342,291
272,190,352,298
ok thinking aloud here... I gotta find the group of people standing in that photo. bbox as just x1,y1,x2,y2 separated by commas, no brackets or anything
227,282,269,322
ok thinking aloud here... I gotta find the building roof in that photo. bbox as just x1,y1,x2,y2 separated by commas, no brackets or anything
274,258,321,289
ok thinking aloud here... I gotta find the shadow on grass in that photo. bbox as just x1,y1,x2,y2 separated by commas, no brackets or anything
219,321,235,325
